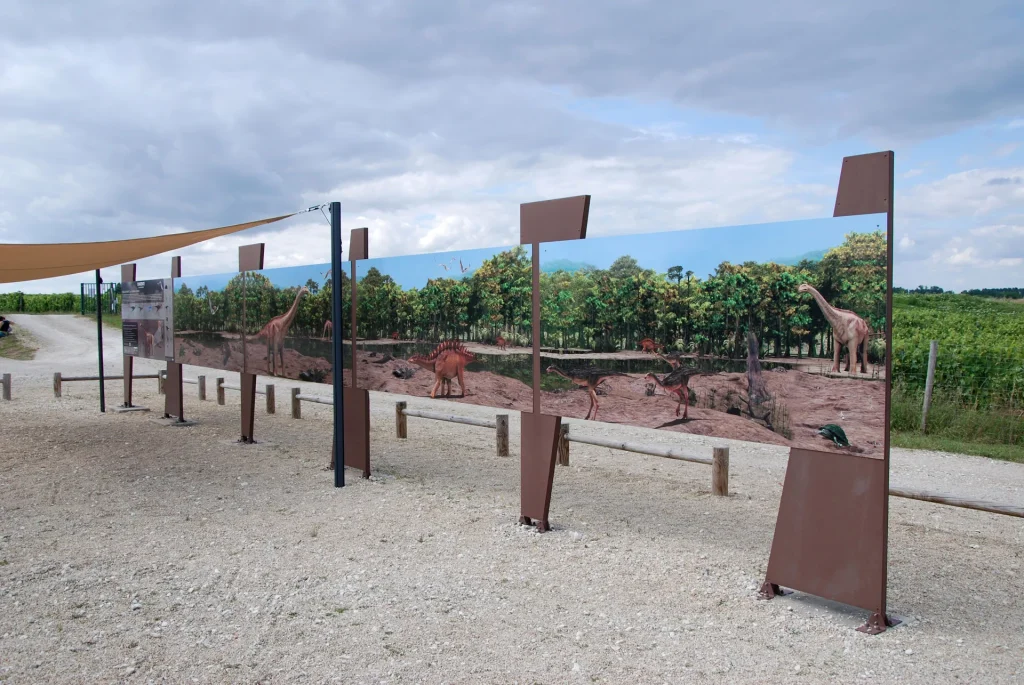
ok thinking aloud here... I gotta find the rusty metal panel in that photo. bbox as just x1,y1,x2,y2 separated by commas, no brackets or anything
763,448,888,613
519,412,562,531
238,243,265,272
834,151,893,217
520,195,590,244
349,227,368,261
240,372,256,442
170,256,182,279
343,386,370,478
164,361,184,419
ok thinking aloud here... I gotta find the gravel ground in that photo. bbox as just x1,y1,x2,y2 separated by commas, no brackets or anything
1,315,1022,684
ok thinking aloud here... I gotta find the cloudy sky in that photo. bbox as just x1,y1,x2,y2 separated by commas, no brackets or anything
1,1,1022,295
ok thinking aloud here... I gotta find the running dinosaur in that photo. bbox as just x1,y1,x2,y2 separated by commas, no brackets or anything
546,365,629,421
645,365,703,419
407,340,475,399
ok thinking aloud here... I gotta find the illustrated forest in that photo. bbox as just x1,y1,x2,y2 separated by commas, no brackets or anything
539,230,887,362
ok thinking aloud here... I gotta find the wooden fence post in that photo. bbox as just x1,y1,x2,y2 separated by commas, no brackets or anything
557,424,570,466
921,340,938,433
157,370,165,394
496,414,509,457
712,446,729,496
1,373,10,401
53,372,62,398
266,384,275,414
291,387,301,419
198,375,206,401
395,401,407,438
216,377,225,405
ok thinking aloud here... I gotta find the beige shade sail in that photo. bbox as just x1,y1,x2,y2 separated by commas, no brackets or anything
0,212,298,284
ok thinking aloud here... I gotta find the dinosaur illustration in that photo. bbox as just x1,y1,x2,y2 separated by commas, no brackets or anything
495,334,507,351
255,286,309,376
645,366,703,419
407,340,476,399
639,338,664,354
656,351,685,369
207,291,218,315
322,320,332,338
797,283,871,374
391,331,400,340
546,365,629,421
459,258,470,274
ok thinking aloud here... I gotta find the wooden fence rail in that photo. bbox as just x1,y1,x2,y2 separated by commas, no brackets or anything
54,372,160,397
557,425,730,496
889,486,1024,518
395,401,509,457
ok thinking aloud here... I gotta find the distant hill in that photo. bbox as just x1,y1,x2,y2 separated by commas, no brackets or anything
542,258,596,274
771,249,828,266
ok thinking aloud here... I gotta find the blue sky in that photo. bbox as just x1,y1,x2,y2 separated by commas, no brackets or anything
0,3,1021,296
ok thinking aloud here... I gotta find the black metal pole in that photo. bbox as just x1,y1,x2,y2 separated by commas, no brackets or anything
95,269,105,412
331,201,346,487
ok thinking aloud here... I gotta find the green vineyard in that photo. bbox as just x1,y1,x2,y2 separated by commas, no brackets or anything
892,294,1024,409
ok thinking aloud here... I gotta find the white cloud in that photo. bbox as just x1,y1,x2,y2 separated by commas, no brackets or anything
994,142,1020,157
1,1,1023,297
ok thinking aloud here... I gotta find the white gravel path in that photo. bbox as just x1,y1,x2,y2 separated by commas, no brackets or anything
1,315,1022,683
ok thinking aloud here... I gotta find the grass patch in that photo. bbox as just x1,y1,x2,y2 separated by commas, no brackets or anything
0,331,38,360
890,384,1022,462
891,433,1023,462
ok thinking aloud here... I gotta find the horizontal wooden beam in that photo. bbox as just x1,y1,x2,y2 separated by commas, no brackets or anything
564,432,713,466
401,407,497,429
890,487,1024,519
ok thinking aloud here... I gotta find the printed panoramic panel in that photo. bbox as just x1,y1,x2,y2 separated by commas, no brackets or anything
121,278,174,361
353,244,534,413
240,262,351,384
173,262,353,382
172,269,250,374
539,214,890,457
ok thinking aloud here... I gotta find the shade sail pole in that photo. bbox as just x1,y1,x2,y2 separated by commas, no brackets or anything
95,269,105,413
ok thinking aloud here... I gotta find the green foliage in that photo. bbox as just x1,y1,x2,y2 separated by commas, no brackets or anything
539,231,886,359
173,270,351,339
355,246,533,343
0,292,78,313
892,293,1024,409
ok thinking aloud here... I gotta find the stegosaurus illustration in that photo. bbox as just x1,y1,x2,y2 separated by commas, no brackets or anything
407,340,476,399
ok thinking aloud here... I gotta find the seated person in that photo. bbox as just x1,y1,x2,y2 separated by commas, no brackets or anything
0,316,12,338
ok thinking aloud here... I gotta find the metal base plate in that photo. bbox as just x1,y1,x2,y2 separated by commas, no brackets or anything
150,416,198,428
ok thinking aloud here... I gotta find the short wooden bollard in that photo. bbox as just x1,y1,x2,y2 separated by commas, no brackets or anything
1,373,11,401
496,414,509,457
266,384,275,414
395,401,407,438
53,372,62,398
198,375,207,401
712,447,729,496
557,424,570,466
216,378,225,405
157,370,165,395
291,387,301,419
